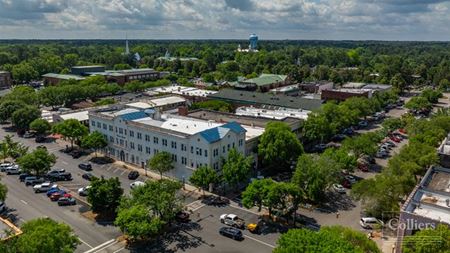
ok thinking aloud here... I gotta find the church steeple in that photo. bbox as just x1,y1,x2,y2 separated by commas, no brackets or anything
125,34,130,55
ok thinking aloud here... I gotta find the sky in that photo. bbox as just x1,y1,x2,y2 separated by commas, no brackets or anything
1,0,450,41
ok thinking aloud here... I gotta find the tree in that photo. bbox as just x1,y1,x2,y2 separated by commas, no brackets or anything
402,224,450,253
81,131,107,157
87,177,124,215
17,148,56,176
258,122,303,171
12,62,39,83
29,118,51,136
274,226,380,253
16,218,79,253
115,203,164,241
382,118,405,132
421,88,442,104
322,148,357,173
390,73,406,92
189,166,219,195
302,113,333,143
222,148,253,188
0,100,26,123
11,106,41,131
147,151,174,179
405,96,432,111
342,133,379,158
39,86,66,108
0,135,28,161
52,119,89,149
0,183,7,202
242,178,275,212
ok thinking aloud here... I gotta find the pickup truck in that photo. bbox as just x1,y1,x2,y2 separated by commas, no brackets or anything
33,182,57,193
220,214,245,229
46,170,72,181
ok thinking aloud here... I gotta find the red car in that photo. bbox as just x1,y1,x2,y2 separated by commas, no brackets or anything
50,191,70,201
398,128,407,134
341,180,352,189
389,136,401,143
358,163,369,172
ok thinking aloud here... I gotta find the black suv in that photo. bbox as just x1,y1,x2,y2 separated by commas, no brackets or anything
78,163,92,171
128,171,139,180
219,227,243,240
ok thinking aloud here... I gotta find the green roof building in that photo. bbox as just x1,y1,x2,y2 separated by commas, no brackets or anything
233,74,289,92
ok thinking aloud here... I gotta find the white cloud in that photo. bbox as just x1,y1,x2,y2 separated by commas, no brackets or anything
1,0,450,40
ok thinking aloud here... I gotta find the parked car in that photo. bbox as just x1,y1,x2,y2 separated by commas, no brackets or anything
50,191,68,201
375,151,388,158
389,136,401,143
35,136,46,143
57,197,76,206
331,134,346,142
24,177,45,186
130,181,145,189
332,183,346,194
313,144,327,153
345,175,356,184
19,173,32,182
360,217,384,229
220,214,245,229
33,182,57,193
342,128,354,136
82,173,95,181
360,155,375,164
46,187,61,197
175,211,190,223
358,120,368,128
78,186,91,196
71,150,82,159
0,201,5,213
78,163,92,171
5,165,20,175
219,227,243,240
128,171,139,180
398,128,407,134
46,171,72,182
201,195,230,206
0,162,13,172
23,132,35,138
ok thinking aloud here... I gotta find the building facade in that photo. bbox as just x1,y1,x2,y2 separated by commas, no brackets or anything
88,107,247,179
0,71,11,89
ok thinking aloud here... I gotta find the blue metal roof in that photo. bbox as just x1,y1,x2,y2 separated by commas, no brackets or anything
119,111,148,121
199,127,229,143
221,121,246,134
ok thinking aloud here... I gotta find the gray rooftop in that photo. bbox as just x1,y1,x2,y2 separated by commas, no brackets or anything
208,89,323,111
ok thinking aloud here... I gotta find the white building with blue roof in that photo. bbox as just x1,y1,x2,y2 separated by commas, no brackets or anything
88,106,252,179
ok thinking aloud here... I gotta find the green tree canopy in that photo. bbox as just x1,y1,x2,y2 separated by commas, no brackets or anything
81,131,107,157
29,118,51,136
222,148,253,188
16,218,79,253
258,122,303,171
17,147,56,176
87,177,124,215
11,106,41,131
0,100,26,123
189,165,219,195
52,119,89,148
147,151,174,178
402,224,450,253
274,226,380,253
405,96,432,111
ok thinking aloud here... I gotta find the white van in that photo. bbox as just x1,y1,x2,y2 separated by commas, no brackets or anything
5,165,20,175
0,162,13,172
360,217,384,229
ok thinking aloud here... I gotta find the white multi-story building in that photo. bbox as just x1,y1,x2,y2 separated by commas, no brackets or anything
88,106,250,179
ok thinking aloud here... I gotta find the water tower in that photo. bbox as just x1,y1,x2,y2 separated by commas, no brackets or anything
249,33,258,51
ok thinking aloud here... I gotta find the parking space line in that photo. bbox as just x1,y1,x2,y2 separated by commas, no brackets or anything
112,247,125,253
113,168,120,173
243,235,275,248
120,170,126,176
79,238,94,249
62,161,68,165
20,200,28,205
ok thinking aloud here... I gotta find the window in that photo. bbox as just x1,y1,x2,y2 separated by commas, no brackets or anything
154,149,158,154
115,127,117,133
116,138,118,144
239,139,243,146
146,147,151,154
181,157,187,165
191,162,194,167
232,142,235,148
102,123,107,130
191,146,193,153
109,125,113,131
196,147,202,155
120,139,124,146
145,135,150,141
162,139,167,146
91,120,95,126
137,144,142,152
137,132,142,139
171,141,177,149
223,146,225,153
124,129,127,135
213,149,218,157
129,130,134,137
181,144,186,151
153,137,159,144
119,128,123,134
109,136,114,142
96,122,101,128
171,154,177,162
227,144,230,151
205,150,208,157
130,142,135,149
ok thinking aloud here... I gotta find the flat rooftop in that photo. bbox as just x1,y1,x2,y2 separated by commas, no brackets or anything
151,85,218,97
60,110,89,122
126,102,153,109
438,135,450,155
332,88,371,94
42,73,85,81
269,84,299,93
403,166,450,224
236,106,309,120
149,96,186,107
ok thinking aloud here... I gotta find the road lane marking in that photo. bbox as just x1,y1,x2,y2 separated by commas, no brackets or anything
62,161,68,165
83,239,116,253
20,200,28,205
79,238,93,249
243,235,275,248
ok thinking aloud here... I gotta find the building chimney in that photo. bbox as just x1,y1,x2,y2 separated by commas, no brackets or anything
178,106,188,116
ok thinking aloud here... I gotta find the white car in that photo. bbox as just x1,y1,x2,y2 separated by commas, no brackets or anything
130,181,145,189
332,183,346,193
0,162,13,172
78,185,92,196
360,217,384,229
5,165,20,175
33,182,57,193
